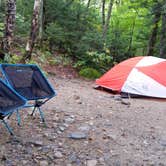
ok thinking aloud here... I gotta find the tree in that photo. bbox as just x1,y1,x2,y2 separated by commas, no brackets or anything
147,1,161,56
102,0,114,41
22,0,42,62
101,0,106,28
159,3,166,58
87,0,91,8
1,0,16,57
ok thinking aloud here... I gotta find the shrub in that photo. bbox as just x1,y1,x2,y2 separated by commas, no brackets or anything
79,67,101,79
74,51,113,73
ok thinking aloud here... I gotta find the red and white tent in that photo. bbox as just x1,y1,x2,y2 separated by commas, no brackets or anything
96,56,166,98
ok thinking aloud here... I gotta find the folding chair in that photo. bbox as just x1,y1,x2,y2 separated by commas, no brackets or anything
0,64,56,124
0,79,26,135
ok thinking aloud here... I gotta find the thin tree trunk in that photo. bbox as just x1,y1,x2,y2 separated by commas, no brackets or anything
22,0,41,62
146,11,161,56
128,14,137,53
87,0,91,8
102,0,114,41
102,0,105,27
160,12,166,58
39,0,43,46
2,0,16,55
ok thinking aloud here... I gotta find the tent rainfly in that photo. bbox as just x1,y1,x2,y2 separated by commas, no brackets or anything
96,56,166,98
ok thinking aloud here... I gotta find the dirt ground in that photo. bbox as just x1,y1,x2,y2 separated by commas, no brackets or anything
0,73,166,166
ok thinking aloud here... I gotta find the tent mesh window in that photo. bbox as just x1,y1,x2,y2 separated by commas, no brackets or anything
2,65,54,100
0,80,25,115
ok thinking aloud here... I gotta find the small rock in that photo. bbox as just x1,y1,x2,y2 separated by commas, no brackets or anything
63,123,69,128
54,151,63,159
70,115,75,118
28,140,43,147
59,126,65,132
121,100,131,105
114,96,122,101
65,117,75,124
73,95,80,100
159,140,166,147
53,114,60,121
39,160,49,166
77,101,82,104
89,121,94,126
68,132,87,139
78,125,90,132
22,160,28,165
87,160,97,166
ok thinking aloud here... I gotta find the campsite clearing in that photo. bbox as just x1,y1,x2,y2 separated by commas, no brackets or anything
0,75,166,165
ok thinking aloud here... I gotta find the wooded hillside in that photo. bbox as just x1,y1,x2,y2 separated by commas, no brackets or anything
0,0,166,78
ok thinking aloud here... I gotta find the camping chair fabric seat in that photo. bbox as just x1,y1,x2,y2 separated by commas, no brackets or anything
0,79,26,135
1,64,55,100
0,80,25,117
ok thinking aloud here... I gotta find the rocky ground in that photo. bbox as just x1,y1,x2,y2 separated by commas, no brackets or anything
0,74,166,166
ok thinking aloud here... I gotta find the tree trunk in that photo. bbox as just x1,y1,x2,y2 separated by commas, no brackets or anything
146,11,161,56
102,0,114,41
159,12,166,58
39,0,43,46
1,0,16,56
22,0,41,62
128,14,137,54
87,0,91,8
102,0,105,28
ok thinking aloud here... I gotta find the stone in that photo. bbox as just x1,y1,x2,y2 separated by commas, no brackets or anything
114,96,122,101
159,140,166,147
87,160,97,166
68,132,87,139
29,140,44,147
54,151,63,159
121,100,131,105
59,126,65,132
65,117,75,124
39,160,49,166
78,125,90,132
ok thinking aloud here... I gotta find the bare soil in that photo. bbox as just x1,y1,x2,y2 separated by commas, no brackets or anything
0,72,166,165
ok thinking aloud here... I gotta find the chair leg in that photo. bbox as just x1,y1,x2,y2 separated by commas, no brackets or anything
2,119,14,135
31,106,37,116
30,106,46,123
38,107,45,123
16,110,21,126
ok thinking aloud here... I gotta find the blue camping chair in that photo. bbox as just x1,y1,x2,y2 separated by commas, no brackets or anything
0,64,56,125
0,79,26,135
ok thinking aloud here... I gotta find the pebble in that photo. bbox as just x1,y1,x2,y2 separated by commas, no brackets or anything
114,96,122,101
159,140,166,147
78,125,90,132
68,132,87,139
29,140,44,147
59,126,65,132
54,151,63,158
65,117,75,123
121,100,131,105
87,159,97,166
39,160,49,166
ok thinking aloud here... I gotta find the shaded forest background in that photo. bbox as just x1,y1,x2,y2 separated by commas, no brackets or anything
0,0,166,79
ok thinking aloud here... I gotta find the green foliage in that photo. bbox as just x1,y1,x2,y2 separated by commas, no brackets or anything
74,51,113,73
48,55,73,66
45,0,103,58
1,0,164,70
15,14,30,36
79,67,101,79
4,54,21,64
0,22,4,37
